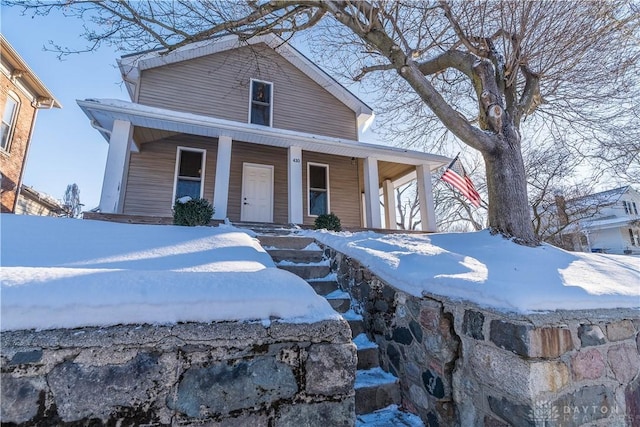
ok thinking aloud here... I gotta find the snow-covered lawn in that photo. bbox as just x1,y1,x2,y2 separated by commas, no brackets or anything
2,215,638,332
305,229,640,313
0,215,338,331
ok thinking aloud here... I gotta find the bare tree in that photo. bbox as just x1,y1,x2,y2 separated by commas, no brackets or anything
62,183,82,218
10,0,639,244
395,182,421,230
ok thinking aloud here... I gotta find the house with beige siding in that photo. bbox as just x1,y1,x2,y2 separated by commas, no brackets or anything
79,34,449,230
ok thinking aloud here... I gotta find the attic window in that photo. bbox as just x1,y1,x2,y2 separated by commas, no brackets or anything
623,201,638,215
249,79,272,127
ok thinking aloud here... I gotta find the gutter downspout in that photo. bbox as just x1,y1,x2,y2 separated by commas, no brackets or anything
91,119,112,136
15,107,39,212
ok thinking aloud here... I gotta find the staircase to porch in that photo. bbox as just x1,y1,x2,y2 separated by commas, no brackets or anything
254,230,425,426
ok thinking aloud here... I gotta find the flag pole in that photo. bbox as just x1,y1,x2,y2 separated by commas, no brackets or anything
443,152,461,172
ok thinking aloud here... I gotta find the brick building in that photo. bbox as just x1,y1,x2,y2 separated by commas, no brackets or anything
1,34,61,213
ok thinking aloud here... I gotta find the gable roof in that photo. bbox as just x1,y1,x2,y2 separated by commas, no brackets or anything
117,34,374,133
566,185,633,211
0,34,61,109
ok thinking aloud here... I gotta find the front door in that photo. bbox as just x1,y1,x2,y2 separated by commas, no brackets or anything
241,163,274,223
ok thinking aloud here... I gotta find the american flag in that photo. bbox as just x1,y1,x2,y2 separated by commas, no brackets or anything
441,155,482,207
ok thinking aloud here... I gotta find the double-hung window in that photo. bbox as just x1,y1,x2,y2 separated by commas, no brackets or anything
249,79,272,126
308,163,329,216
629,229,639,246
623,201,639,215
173,147,205,202
1,93,19,152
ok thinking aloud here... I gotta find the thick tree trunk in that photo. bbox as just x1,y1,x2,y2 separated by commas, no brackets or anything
482,140,538,245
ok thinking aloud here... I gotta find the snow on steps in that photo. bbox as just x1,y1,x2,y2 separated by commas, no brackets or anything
354,333,379,370
267,249,324,263
257,235,316,250
258,232,418,424
325,289,351,313
356,405,425,427
355,367,402,415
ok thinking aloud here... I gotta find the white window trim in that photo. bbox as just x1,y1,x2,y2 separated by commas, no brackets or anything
171,146,206,208
307,162,330,217
248,78,273,127
1,91,20,153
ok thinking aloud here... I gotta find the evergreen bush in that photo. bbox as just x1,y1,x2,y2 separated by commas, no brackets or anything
314,212,342,232
173,197,214,226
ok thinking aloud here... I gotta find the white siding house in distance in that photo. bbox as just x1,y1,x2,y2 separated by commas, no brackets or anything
559,186,640,255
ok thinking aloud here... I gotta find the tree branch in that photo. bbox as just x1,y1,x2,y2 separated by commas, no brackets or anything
354,63,395,81
323,0,497,153
416,49,475,78
438,0,487,57
516,65,542,125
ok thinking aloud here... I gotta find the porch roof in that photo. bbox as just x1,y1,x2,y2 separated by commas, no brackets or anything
78,98,451,171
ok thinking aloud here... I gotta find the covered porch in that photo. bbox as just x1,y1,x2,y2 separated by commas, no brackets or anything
78,99,450,231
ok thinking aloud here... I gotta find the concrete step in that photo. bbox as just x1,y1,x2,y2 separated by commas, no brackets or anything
353,333,380,370
343,309,365,338
267,249,324,263
356,405,425,427
257,235,316,250
277,264,331,280
306,279,339,296
355,368,401,415
325,290,351,313
235,222,298,235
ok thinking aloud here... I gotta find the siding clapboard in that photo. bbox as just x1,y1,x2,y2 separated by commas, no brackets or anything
123,135,218,216
124,135,363,226
137,44,358,140
302,152,362,228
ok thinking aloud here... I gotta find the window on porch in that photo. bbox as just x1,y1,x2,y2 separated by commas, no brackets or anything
173,147,205,201
308,163,329,216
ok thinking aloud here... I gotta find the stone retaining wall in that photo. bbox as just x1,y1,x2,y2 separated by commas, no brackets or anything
1,319,356,426
324,245,640,427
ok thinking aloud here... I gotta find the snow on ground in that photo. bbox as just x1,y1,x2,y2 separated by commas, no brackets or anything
0,215,338,331
3,214,637,332
304,229,640,314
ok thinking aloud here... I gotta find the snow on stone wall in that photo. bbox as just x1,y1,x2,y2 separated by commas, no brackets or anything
324,244,640,427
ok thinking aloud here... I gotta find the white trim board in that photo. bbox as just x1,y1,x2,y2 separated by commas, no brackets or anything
78,99,450,170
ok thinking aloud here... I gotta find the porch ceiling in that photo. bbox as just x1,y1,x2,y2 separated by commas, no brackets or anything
133,126,180,144
78,98,451,171
378,161,416,186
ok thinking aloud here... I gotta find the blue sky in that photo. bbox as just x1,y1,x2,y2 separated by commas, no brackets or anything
2,5,126,209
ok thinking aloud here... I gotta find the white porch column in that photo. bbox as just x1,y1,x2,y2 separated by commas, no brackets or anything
213,135,232,220
416,164,437,232
99,120,133,214
363,157,382,229
288,146,303,224
383,179,397,230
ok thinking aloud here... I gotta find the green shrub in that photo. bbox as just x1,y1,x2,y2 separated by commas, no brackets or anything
173,197,214,226
314,212,342,232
